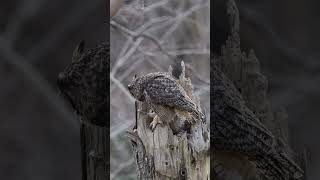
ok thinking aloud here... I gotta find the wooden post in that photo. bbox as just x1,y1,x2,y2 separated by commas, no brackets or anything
80,123,109,180
126,62,210,179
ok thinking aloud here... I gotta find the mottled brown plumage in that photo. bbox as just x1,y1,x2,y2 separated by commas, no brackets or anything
211,65,303,179
57,41,109,126
128,72,203,129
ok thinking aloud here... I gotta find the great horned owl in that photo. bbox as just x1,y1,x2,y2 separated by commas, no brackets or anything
57,41,109,126
128,72,203,129
211,65,303,179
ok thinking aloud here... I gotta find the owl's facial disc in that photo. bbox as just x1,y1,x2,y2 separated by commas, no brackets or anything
127,75,144,101
127,78,137,97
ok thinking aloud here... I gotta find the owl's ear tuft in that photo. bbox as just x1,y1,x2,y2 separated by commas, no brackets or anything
72,40,85,62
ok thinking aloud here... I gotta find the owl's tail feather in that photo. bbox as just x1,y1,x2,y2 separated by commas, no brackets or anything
256,151,304,180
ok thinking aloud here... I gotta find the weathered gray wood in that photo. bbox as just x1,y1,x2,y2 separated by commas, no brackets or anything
127,62,210,180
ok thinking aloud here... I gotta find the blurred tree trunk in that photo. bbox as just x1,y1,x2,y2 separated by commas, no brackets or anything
126,62,210,179
80,123,109,180
212,0,308,179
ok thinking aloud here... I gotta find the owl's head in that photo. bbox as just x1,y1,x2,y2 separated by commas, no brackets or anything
128,74,145,101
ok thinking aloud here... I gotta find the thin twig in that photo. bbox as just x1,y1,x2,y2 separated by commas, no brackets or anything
26,0,103,63
2,0,44,46
110,74,135,102
0,37,78,130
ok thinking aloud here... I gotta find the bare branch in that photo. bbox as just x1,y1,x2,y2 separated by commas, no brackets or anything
110,74,135,102
111,0,123,18
26,0,102,63
0,37,78,130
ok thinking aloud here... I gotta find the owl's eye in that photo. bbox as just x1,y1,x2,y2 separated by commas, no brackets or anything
133,74,137,80
128,84,133,90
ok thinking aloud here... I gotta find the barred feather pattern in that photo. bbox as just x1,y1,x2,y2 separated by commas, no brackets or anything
57,42,109,126
128,72,203,123
211,65,303,180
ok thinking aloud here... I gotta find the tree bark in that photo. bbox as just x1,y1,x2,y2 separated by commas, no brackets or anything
127,62,210,180
80,123,109,180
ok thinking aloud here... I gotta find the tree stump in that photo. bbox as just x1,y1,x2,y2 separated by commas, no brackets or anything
126,62,210,180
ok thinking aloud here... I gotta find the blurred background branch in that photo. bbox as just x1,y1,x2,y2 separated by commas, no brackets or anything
0,0,105,180
0,0,318,179
110,0,210,179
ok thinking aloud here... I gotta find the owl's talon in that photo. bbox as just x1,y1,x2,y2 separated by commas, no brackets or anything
147,109,156,118
149,115,162,130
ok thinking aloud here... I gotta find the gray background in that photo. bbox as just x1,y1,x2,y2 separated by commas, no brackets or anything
0,0,105,180
238,0,320,178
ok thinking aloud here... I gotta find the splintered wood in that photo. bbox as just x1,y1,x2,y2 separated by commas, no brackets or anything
127,61,210,180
